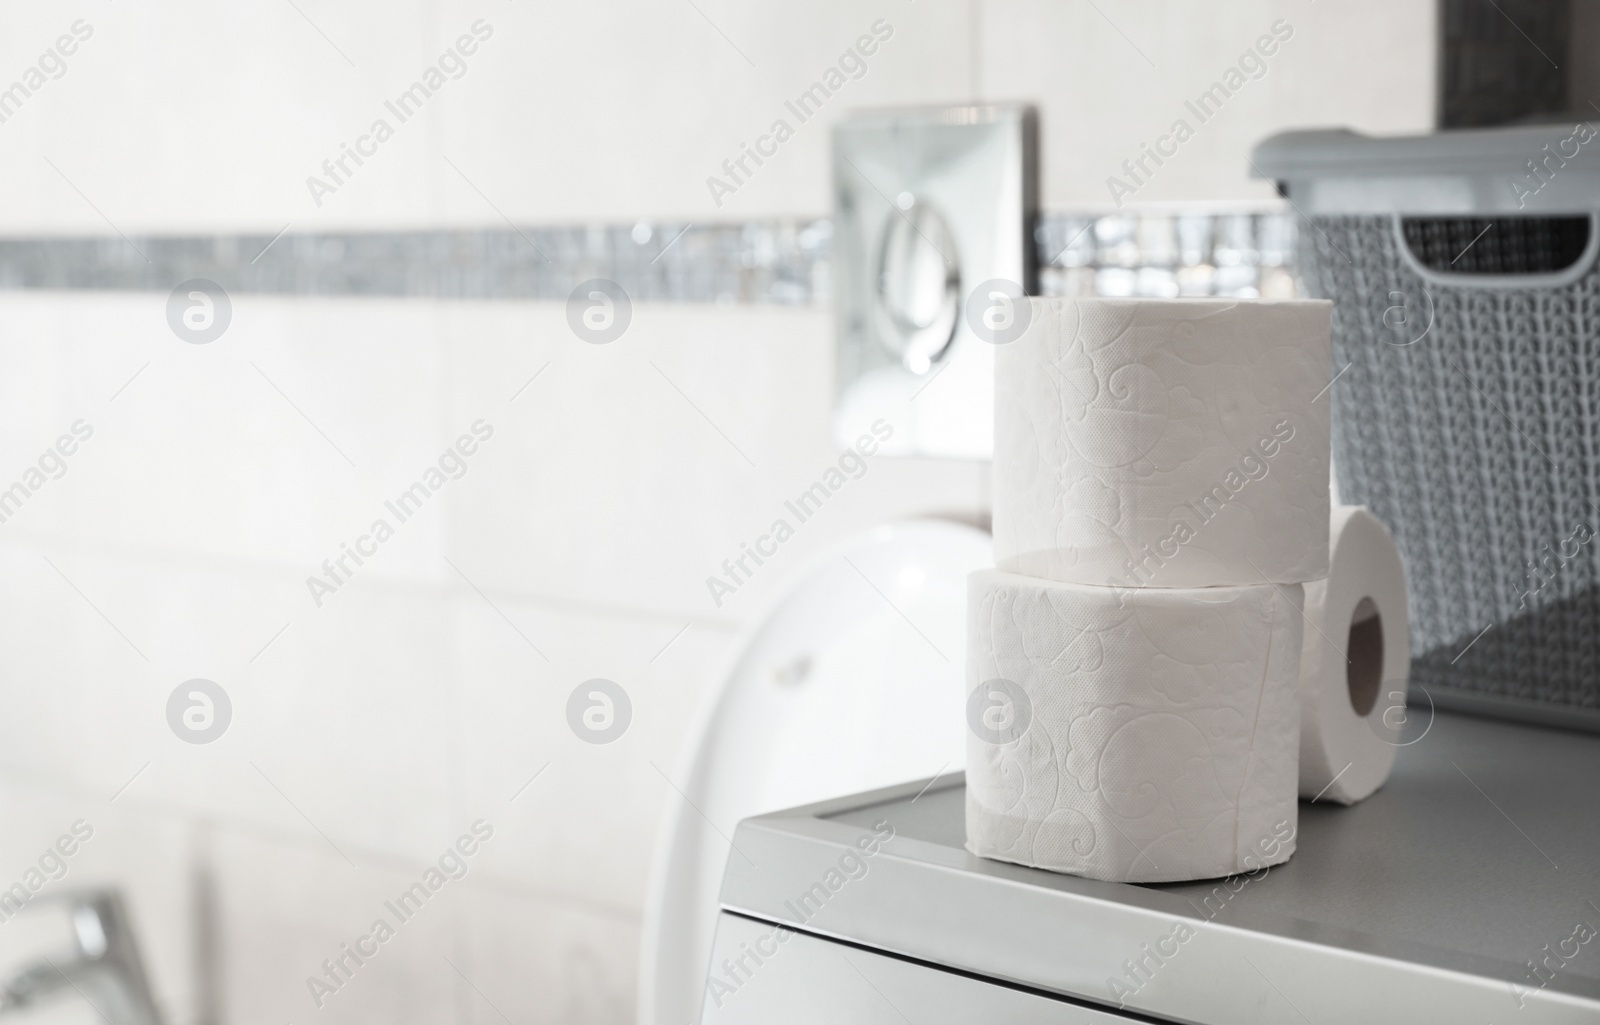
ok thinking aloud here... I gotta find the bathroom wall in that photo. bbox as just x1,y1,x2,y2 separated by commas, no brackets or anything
0,2,1434,1023
0,0,1432,232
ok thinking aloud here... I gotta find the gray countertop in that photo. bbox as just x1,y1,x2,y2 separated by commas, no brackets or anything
721,710,1600,1023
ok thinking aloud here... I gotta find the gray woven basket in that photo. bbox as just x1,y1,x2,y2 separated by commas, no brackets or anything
1297,211,1600,731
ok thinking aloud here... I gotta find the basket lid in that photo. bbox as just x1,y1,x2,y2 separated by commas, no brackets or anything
1250,124,1600,216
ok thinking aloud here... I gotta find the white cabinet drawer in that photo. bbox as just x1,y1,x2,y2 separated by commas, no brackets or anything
700,912,1155,1024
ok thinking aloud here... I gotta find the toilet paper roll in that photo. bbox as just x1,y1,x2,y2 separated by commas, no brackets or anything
1299,505,1410,804
993,297,1332,588
965,568,1303,883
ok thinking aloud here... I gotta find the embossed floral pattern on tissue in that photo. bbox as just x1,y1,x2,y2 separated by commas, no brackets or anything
993,298,1331,588
964,569,1303,883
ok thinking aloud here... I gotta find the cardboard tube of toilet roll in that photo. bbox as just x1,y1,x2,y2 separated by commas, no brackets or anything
1299,505,1410,804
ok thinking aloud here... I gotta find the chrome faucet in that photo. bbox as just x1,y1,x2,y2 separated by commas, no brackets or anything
0,890,163,1025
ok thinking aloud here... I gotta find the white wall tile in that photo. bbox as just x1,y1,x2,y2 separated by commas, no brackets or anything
455,882,636,1025
439,300,828,616
0,0,451,235
438,300,989,620
0,540,173,796
448,592,736,915
981,0,1436,210
437,0,974,225
209,825,461,1025
0,537,457,865
0,291,451,584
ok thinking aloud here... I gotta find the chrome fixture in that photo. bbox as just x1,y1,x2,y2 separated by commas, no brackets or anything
832,105,1037,458
0,890,162,1025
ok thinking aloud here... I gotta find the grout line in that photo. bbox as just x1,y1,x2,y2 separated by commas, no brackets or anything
0,530,741,634
0,763,646,922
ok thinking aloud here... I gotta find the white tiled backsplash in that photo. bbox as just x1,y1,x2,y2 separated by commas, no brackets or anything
0,1,1431,232
0,1,1433,1022
0,290,989,1025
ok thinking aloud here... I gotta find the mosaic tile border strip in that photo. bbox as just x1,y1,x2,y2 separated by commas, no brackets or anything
0,211,1298,304
0,222,832,305
1036,211,1299,299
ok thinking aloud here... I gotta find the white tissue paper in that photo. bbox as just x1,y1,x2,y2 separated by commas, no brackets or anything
993,297,1332,588
1299,505,1411,804
965,568,1302,883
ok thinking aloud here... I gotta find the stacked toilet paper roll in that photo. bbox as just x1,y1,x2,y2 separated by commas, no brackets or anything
992,297,1332,587
965,570,1304,882
967,297,1333,883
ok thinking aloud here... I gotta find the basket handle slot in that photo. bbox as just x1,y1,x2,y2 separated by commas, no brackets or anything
1396,215,1595,285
